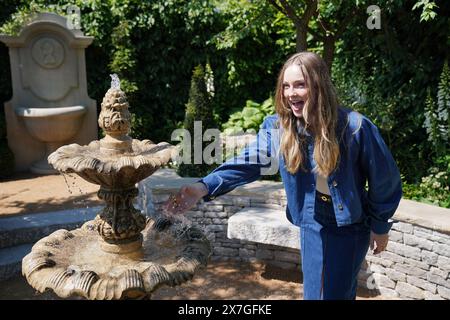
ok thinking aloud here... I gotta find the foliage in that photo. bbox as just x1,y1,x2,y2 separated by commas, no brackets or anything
0,1,66,35
402,155,450,208
423,61,449,159
0,0,23,115
0,110,14,179
333,0,449,184
408,61,450,207
177,65,218,178
412,0,439,21
0,0,293,144
0,0,448,207
435,60,450,154
0,0,223,143
222,97,274,135
333,1,449,207
208,0,293,121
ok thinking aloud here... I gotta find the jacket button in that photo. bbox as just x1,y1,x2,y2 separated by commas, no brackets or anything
338,204,343,210
332,181,338,187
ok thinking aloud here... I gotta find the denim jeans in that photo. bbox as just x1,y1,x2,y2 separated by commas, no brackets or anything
300,192,371,300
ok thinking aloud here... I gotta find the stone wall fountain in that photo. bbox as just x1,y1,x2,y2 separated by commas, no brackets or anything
21,75,211,299
0,13,97,174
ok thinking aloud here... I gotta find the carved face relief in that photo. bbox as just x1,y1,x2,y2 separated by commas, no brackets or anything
31,37,65,69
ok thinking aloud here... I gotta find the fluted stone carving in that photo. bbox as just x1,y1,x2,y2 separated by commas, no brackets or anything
22,218,210,299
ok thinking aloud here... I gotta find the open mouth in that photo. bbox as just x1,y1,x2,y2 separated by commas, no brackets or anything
289,100,304,111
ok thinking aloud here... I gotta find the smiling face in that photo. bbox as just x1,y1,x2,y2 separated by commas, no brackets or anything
282,64,309,118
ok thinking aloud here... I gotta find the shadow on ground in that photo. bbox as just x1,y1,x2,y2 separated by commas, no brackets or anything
0,172,102,216
0,261,381,300
0,261,302,300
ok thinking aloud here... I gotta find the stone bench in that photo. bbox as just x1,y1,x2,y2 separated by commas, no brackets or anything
227,207,300,250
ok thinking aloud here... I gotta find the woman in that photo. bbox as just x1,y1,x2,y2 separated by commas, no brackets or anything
164,52,402,300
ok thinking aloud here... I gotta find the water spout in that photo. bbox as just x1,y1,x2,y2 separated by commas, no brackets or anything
110,74,121,90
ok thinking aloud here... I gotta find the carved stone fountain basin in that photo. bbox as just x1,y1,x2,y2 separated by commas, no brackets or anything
48,139,175,189
23,217,210,300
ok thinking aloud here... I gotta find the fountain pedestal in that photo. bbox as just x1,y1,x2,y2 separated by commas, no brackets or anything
95,186,146,254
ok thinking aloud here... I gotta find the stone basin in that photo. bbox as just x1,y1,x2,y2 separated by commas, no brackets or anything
15,105,86,143
15,105,87,174
48,139,176,189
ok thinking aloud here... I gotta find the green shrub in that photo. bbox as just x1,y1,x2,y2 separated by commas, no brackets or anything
220,95,280,181
177,65,218,178
222,97,274,135
402,154,450,208
0,0,288,144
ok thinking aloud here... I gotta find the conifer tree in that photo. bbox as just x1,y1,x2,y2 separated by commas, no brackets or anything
177,65,217,177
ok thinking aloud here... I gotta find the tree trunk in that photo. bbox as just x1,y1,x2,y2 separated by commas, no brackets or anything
322,36,336,74
295,23,308,52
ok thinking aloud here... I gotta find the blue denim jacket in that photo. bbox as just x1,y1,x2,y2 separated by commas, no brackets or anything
200,107,402,234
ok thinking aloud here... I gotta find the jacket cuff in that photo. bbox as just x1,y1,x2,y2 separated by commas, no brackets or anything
370,218,395,234
198,175,222,202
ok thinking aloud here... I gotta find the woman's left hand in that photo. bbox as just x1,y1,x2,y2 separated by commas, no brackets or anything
370,231,389,255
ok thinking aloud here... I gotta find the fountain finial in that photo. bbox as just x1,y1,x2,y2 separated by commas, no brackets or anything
98,74,132,154
110,73,121,90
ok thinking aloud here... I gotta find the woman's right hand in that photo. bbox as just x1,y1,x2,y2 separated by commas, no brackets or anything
162,182,209,216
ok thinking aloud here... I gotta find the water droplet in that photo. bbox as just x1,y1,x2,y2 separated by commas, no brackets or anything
61,173,73,195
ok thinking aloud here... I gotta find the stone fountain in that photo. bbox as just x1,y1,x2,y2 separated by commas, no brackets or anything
21,75,211,299
0,13,98,174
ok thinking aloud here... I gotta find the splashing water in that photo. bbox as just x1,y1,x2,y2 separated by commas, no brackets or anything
158,196,211,242
161,206,192,228
60,173,90,214
110,73,121,90
61,172,73,195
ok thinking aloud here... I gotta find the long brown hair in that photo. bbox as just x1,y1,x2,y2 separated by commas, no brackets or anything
274,52,340,176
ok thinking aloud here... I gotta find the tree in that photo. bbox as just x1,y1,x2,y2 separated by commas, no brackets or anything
177,65,218,177
334,0,449,182
267,0,441,72
267,0,317,53
267,0,362,71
